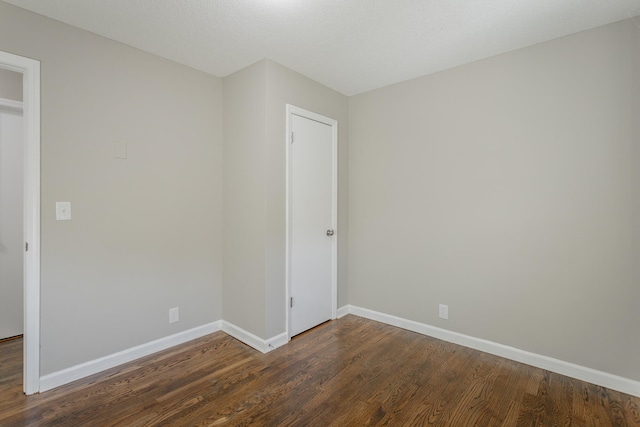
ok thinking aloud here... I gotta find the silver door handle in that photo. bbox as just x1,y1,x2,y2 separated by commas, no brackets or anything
326,229,334,236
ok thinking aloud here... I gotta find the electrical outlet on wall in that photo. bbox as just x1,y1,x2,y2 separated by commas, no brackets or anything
169,307,179,324
439,304,448,320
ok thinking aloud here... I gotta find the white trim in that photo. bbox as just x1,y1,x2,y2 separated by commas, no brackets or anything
266,332,289,350
221,321,288,353
40,322,222,392
337,305,350,318
285,104,338,339
0,50,41,395
331,118,338,320
0,97,23,113
33,305,640,397
285,105,292,340
341,305,640,398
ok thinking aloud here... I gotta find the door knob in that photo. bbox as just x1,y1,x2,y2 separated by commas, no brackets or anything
326,229,334,236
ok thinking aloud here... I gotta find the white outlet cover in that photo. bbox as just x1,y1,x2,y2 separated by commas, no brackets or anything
439,304,449,320
169,307,179,324
55,202,72,220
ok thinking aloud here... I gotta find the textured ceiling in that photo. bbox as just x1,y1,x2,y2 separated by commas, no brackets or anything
3,0,640,95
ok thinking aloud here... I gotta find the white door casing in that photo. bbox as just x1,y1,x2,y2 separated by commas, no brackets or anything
0,50,41,395
286,105,337,338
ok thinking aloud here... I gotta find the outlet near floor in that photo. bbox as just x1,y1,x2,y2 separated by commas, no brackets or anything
438,304,448,320
169,307,179,324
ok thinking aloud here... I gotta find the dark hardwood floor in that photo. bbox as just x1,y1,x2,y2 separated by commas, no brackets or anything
1,315,639,426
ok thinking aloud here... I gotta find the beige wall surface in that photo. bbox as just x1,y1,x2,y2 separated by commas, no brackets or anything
0,68,22,101
0,2,223,375
1,0,636,386
264,60,349,338
633,16,640,374
222,59,348,339
222,60,267,337
348,18,640,380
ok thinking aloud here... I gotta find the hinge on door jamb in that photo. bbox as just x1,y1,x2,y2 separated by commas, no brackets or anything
290,297,293,308
25,242,28,252
291,132,294,144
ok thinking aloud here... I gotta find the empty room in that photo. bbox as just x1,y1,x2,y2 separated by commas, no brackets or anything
0,0,639,425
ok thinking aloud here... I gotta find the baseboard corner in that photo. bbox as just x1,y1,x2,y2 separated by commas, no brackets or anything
337,305,351,318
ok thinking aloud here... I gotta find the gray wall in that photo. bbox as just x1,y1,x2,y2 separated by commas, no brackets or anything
223,59,349,339
0,68,22,101
264,60,349,337
1,0,637,385
0,2,223,375
222,61,267,337
348,18,640,380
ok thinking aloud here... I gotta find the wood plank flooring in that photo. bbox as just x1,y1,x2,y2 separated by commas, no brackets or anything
1,315,639,426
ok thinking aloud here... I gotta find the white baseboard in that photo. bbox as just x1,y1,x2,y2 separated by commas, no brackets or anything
266,331,289,350
39,320,290,393
337,305,350,318
40,321,222,392
221,321,289,353
40,307,639,398
342,305,640,398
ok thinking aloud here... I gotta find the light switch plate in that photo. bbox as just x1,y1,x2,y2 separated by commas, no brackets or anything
56,202,72,220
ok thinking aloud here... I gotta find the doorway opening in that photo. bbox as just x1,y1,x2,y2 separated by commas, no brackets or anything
0,92,24,346
0,50,41,395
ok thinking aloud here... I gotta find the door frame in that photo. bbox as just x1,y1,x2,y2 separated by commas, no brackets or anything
0,50,41,395
285,104,338,340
